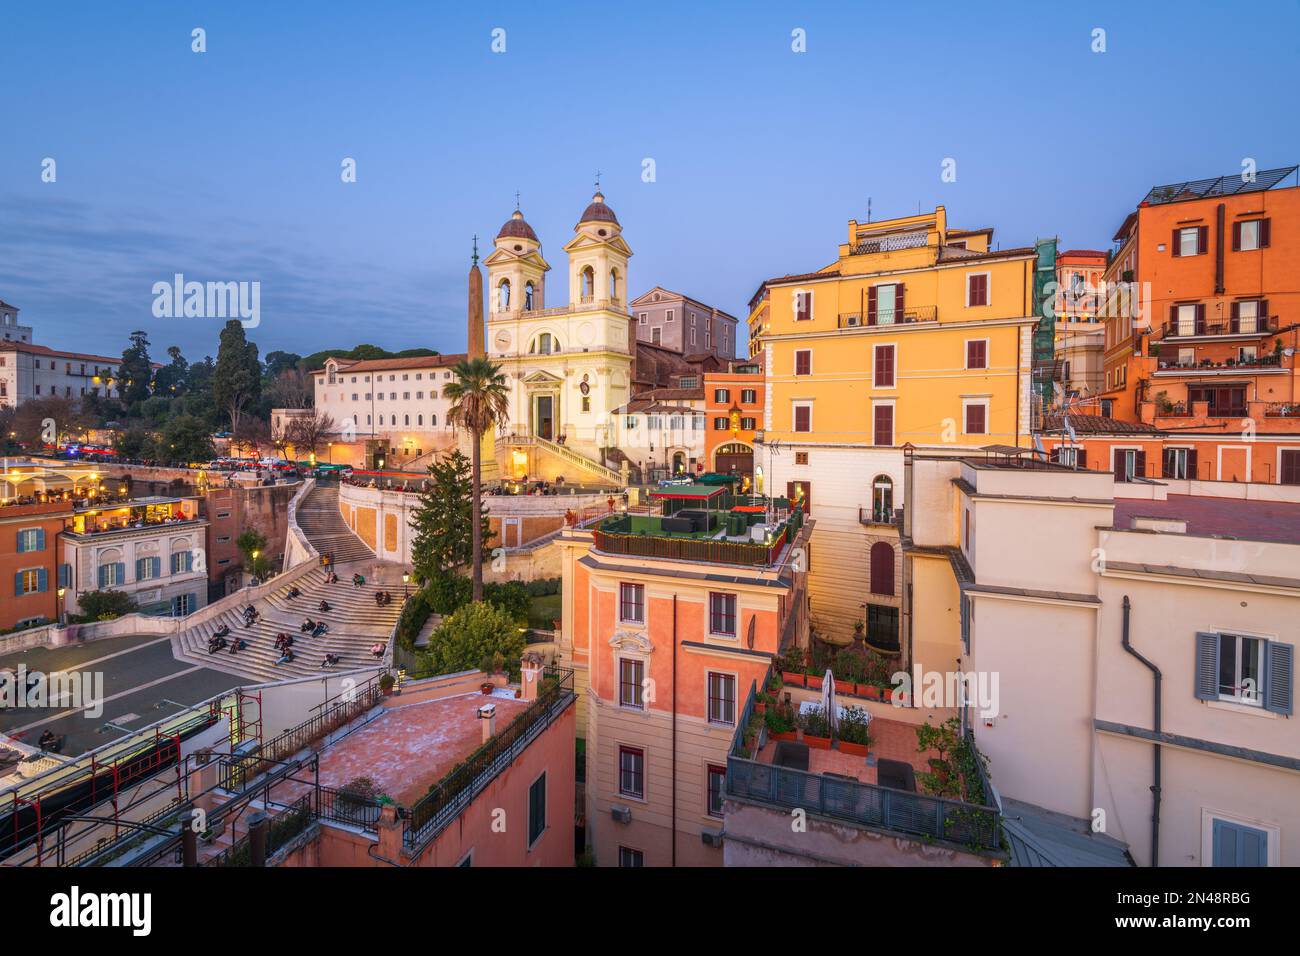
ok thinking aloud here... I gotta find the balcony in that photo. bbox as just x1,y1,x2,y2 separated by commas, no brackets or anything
725,674,1003,855
1154,353,1285,376
1157,315,1278,341
1264,403,1300,419
837,305,938,329
850,231,929,255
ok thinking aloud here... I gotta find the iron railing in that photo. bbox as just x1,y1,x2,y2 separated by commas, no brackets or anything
850,231,928,255
725,673,1001,853
837,305,938,328
1263,403,1300,418
206,793,314,867
318,785,386,835
592,512,800,568
1158,315,1278,339
403,667,575,852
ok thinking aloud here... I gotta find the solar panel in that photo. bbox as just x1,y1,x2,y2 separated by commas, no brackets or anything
1142,166,1298,205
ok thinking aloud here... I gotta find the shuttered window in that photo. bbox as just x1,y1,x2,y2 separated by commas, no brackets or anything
966,340,988,369
964,403,987,435
794,350,811,375
967,273,989,307
869,542,895,595
874,345,895,388
1211,819,1270,867
1194,631,1292,714
872,405,894,446
793,405,811,432
1282,450,1300,486
528,773,547,845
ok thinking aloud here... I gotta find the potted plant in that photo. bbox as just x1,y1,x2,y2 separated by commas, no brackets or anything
764,705,797,742
800,705,832,750
337,776,382,825
754,692,768,715
836,706,872,757
378,673,396,697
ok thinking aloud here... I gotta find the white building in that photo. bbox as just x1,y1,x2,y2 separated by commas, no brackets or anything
609,387,706,481
60,495,209,617
311,353,466,469
0,298,127,410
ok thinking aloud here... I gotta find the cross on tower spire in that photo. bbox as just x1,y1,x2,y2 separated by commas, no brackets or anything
471,234,479,266
514,191,521,211
594,171,602,191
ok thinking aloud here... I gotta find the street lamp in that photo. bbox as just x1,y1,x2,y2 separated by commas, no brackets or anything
402,570,410,600
57,586,66,628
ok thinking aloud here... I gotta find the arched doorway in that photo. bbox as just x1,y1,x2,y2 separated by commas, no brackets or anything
672,451,686,475
714,442,754,480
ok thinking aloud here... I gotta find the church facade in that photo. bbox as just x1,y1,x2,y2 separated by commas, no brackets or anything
481,191,635,481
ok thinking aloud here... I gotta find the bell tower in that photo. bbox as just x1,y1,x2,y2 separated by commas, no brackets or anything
564,187,632,310
485,203,550,319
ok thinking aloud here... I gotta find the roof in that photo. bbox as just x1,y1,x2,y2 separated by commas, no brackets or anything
0,341,137,365
936,245,1037,263
315,353,465,375
577,191,619,227
496,210,538,242
947,227,993,238
1057,249,1108,260
1112,494,1300,545
1040,413,1161,435
764,267,841,287
1001,798,1133,867
648,483,728,499
1141,165,1298,206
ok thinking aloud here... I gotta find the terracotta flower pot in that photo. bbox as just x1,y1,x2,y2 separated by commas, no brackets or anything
481,682,494,695
770,730,799,743
838,740,869,757
804,734,832,750
804,675,823,691
834,679,855,696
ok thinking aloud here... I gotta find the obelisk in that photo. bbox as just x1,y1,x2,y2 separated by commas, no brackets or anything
468,236,485,359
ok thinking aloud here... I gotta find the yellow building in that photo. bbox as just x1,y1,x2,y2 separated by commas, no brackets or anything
756,205,1037,646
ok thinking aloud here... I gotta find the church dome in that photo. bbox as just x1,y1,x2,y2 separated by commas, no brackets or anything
497,209,538,242
577,190,619,227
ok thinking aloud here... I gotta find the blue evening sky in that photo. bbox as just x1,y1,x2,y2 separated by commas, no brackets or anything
1,0,1297,361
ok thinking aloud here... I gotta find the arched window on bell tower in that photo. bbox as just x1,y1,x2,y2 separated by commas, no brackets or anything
609,268,620,302
498,278,511,311
581,267,595,302
524,281,536,311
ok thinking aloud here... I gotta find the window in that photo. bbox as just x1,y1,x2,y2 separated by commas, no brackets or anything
581,396,591,413
714,388,730,403
793,404,811,432
1173,225,1208,257
1196,631,1291,713
1233,299,1264,334
656,328,665,346
497,279,511,310
619,583,644,623
17,568,47,595
871,475,893,522
1232,218,1270,252
869,541,895,595
1211,818,1270,867
525,281,536,310
873,345,895,388
707,672,736,725
618,747,645,798
666,309,675,323
967,273,989,307
793,290,812,322
171,551,193,574
1100,398,1114,417
618,846,644,868
619,658,644,709
713,417,729,430
794,350,811,375
707,765,726,818
1113,448,1145,482
740,417,756,430
639,312,648,325
794,452,808,465
172,593,194,616
16,528,45,553
1281,450,1300,486
528,773,547,846
709,592,737,636
872,404,893,446
136,557,161,581
966,340,987,370
741,388,757,404
1052,446,1084,468
867,604,900,649
964,401,987,435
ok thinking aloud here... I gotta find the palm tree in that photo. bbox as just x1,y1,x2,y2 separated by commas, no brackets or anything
444,357,510,601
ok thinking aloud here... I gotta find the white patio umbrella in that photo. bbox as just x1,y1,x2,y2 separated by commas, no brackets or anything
821,667,839,735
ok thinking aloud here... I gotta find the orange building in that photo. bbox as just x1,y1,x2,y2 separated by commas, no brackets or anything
1094,165,1300,484
0,499,73,630
703,362,763,486
558,485,811,865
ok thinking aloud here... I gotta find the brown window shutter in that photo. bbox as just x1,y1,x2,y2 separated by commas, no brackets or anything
1050,446,1060,463
1260,218,1271,248
896,283,905,320
1259,299,1269,322
1171,228,1181,256
867,285,877,325
1232,220,1242,251
1077,449,1087,470
1186,448,1198,479
1231,300,1240,327
1135,449,1147,478
1169,304,1178,327
1196,303,1205,329
1197,225,1208,254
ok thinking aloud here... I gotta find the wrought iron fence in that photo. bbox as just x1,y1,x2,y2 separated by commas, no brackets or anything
207,793,314,867
837,305,937,328
403,667,575,852
318,785,385,835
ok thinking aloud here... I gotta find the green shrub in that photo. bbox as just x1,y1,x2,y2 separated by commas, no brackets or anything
420,601,526,680
483,580,529,621
838,705,872,745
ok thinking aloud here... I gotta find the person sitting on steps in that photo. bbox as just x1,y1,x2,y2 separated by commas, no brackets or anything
287,585,301,599
301,617,316,633
312,622,329,638
318,600,331,613
275,648,295,666
352,573,365,588
321,653,341,668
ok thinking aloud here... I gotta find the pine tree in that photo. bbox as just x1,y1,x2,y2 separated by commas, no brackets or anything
409,450,490,585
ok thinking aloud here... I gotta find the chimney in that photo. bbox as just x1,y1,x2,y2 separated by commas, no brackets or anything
520,654,544,702
477,702,496,743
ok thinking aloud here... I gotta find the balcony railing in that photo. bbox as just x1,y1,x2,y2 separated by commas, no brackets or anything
837,305,938,329
725,677,1001,853
850,231,928,255
591,509,803,568
1159,315,1278,339
1155,353,1284,373
1263,403,1300,418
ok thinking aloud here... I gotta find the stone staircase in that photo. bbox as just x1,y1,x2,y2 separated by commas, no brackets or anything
174,567,402,682
294,483,375,564
496,431,623,486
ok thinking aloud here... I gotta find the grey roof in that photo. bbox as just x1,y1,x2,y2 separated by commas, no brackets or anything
1001,798,1133,867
